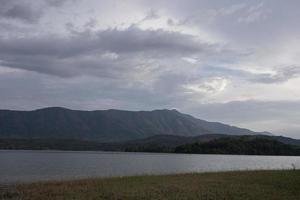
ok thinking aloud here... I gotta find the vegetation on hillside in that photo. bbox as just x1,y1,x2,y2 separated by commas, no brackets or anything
1,135,300,156
174,137,300,155
0,107,267,142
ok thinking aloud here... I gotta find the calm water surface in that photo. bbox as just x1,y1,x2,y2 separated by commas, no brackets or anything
1,150,300,184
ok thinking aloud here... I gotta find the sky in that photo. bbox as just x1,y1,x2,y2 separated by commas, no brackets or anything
0,0,300,138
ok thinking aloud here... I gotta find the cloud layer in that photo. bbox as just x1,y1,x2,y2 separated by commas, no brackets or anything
0,0,300,138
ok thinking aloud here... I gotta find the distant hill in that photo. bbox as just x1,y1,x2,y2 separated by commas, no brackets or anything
0,107,270,142
1,134,300,156
174,136,300,156
0,134,227,151
120,134,300,153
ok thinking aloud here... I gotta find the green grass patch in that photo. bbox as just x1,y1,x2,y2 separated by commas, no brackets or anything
2,170,300,200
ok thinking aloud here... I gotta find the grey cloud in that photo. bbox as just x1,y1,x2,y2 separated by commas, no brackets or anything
237,2,268,23
93,27,213,55
0,70,188,112
83,18,98,29
251,66,300,83
200,65,300,84
46,0,70,7
186,100,300,122
166,0,300,46
141,9,160,22
0,27,210,56
0,27,225,77
0,0,42,23
0,0,70,23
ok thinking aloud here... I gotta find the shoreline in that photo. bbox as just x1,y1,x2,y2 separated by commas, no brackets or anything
2,149,300,157
2,170,300,200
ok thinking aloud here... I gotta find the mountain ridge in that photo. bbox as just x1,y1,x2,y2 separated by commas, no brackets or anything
0,107,271,142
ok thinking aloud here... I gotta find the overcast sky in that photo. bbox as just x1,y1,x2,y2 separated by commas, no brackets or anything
0,0,300,138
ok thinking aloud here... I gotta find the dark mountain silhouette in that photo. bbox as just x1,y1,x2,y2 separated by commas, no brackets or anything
174,136,300,156
0,107,270,142
120,134,300,151
1,134,299,156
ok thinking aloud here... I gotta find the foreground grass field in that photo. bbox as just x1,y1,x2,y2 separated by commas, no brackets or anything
1,170,300,200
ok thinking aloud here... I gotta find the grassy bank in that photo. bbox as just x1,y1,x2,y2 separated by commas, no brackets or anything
1,170,300,200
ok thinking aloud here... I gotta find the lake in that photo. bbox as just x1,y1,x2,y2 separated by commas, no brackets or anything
1,150,300,184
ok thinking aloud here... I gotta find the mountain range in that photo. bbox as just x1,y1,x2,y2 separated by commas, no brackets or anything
0,107,271,142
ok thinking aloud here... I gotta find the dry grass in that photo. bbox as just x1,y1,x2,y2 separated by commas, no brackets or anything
2,170,300,200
